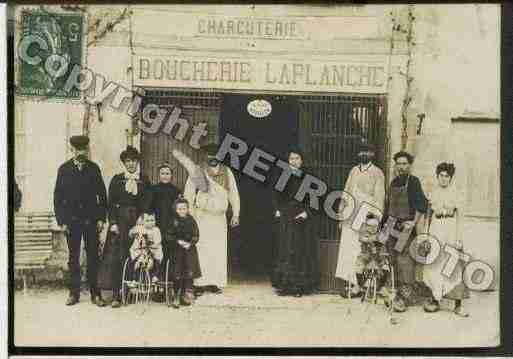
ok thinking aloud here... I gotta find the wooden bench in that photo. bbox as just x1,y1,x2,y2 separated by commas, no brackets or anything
14,212,56,293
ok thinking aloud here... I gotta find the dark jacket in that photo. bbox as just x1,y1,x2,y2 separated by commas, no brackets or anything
166,214,201,279
53,159,107,226
166,215,200,245
149,182,180,234
271,167,312,220
107,173,151,225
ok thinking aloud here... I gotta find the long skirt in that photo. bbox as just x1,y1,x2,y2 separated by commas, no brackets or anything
193,209,228,288
272,216,318,293
97,206,138,292
423,217,469,301
335,222,361,286
97,230,117,290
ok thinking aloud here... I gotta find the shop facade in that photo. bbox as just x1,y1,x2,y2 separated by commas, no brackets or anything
12,4,500,290
131,6,399,290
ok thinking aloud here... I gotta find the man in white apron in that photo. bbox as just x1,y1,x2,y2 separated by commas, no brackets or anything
335,143,385,298
175,144,240,294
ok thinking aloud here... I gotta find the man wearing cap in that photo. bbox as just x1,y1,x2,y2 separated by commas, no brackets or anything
54,135,108,306
174,143,240,294
107,145,151,308
335,142,385,298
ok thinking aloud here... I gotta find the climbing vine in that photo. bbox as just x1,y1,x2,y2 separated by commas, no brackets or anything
391,5,416,150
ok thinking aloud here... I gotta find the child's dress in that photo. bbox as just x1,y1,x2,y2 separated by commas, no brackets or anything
166,215,202,281
129,226,163,277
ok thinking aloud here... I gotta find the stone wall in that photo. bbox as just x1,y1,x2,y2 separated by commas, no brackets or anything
14,229,108,287
404,4,500,200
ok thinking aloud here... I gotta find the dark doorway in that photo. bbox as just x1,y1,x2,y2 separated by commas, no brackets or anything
140,89,388,291
219,94,299,280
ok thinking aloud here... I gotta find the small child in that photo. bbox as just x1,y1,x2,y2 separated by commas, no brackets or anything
356,214,390,295
129,213,163,283
166,197,201,308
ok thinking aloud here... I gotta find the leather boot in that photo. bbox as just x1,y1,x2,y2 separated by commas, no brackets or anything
181,279,194,305
181,289,194,306
65,293,79,306
91,289,106,307
111,290,121,308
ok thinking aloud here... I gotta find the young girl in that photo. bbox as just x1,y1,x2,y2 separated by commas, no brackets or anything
129,213,163,283
166,197,201,308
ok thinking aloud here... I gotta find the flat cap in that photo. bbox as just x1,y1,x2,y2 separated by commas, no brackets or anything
69,135,89,150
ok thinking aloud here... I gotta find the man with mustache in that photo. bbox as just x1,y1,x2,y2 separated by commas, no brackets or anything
335,142,385,298
54,135,107,306
385,150,429,312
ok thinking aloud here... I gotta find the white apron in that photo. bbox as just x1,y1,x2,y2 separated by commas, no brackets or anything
335,187,374,284
187,172,234,288
422,185,464,300
334,164,385,285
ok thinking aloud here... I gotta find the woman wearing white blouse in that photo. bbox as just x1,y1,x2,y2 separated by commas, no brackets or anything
423,162,469,317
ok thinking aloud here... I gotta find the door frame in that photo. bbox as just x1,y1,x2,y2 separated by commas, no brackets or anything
139,88,389,291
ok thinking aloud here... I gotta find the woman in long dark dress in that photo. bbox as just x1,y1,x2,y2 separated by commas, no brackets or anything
271,148,319,297
99,146,151,308
149,163,180,267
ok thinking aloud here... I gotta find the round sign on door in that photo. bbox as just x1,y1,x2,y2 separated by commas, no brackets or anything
247,99,272,118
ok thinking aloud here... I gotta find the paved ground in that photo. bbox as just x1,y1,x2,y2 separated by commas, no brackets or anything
14,218,500,348
14,283,499,348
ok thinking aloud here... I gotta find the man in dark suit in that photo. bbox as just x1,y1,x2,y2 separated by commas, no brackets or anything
54,135,107,306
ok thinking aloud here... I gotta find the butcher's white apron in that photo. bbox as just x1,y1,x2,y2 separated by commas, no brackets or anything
335,188,374,285
191,178,229,288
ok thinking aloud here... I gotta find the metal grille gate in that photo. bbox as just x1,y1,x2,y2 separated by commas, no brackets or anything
298,95,388,291
140,89,222,190
140,89,388,292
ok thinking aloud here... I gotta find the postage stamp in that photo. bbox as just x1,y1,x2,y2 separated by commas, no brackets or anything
16,10,84,99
